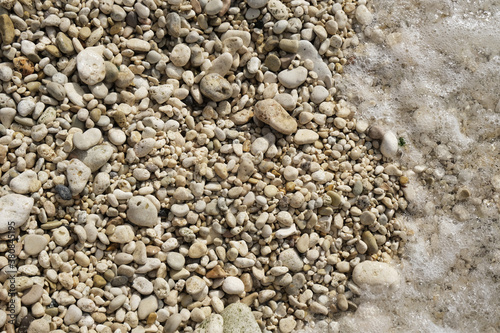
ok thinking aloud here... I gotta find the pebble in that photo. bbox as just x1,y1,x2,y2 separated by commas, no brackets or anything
24,235,48,256
352,261,400,293
66,159,91,195
109,225,135,243
311,85,329,104
207,53,233,76
163,314,183,333
73,128,102,150
279,317,297,333
222,276,245,295
170,44,191,67
0,194,34,233
127,196,158,227
297,40,333,88
267,0,289,20
166,252,185,271
28,319,50,333
200,73,233,102
56,32,74,54
0,14,15,45
188,242,208,258
279,249,303,272
21,284,44,305
254,99,297,135
64,305,82,325
138,295,158,320
10,170,40,194
356,5,374,26
359,211,376,225
77,48,106,85
186,276,207,295
205,0,223,15
278,66,308,89
197,314,223,333
108,128,127,145
380,131,399,158
294,129,319,145
75,144,114,172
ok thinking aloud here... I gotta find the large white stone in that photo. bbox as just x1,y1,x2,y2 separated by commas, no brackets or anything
66,159,91,195
352,261,400,293
77,48,106,85
127,196,158,227
0,194,34,233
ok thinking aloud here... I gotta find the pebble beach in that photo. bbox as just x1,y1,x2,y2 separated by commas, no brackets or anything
0,0,413,332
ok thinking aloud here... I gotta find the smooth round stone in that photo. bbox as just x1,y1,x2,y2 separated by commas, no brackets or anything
311,85,329,104
75,144,113,172
163,314,182,333
267,0,288,20
279,249,303,272
222,276,245,295
0,65,12,81
380,131,399,158
108,128,126,145
56,32,74,54
264,54,281,72
54,185,73,200
251,137,269,155
73,128,102,151
90,82,108,99
200,73,232,102
170,203,189,217
186,276,206,295
297,40,333,88
356,5,373,25
279,39,299,53
205,0,223,15
77,48,105,85
126,38,151,52
75,251,90,267
188,242,207,258
170,44,191,67
138,295,158,320
132,276,154,295
247,0,268,8
134,138,156,157
360,211,376,225
279,317,297,333
166,252,185,271
127,196,158,227
0,194,34,233
283,166,298,181
28,318,50,333
278,66,308,89
207,52,233,77
24,235,48,256
254,99,297,135
46,82,66,101
17,98,35,116
66,159,91,195
53,226,71,246
64,305,82,325
111,4,127,21
294,129,319,145
352,261,400,293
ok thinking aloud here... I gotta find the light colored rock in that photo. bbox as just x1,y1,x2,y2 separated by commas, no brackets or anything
53,226,71,246
10,170,40,194
254,99,297,135
380,131,399,158
64,82,85,107
279,249,303,272
66,159,91,195
195,314,223,333
77,48,106,85
17,98,35,116
163,313,182,333
200,73,232,102
64,304,82,325
109,225,135,243
267,0,288,20
24,235,48,256
222,276,245,295
0,194,34,233
207,52,233,77
170,44,191,67
311,85,329,104
28,318,50,333
278,66,308,89
205,0,223,15
186,276,206,295
221,303,261,333
74,144,114,172
166,252,185,271
132,276,154,295
134,138,156,157
127,38,151,52
108,128,126,145
352,261,400,293
73,128,102,150
294,129,319,145
150,84,174,104
138,295,158,320
356,5,373,26
127,196,158,227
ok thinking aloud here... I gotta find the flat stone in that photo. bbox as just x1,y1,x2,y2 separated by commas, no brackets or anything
46,82,66,101
170,44,191,67
127,196,158,227
0,194,34,233
200,73,232,102
163,313,182,333
73,144,114,172
149,84,174,104
64,305,82,325
66,159,91,195
186,276,206,295
127,38,151,52
77,48,105,85
64,82,85,107
352,261,400,293
196,314,223,333
188,242,207,258
205,0,223,15
24,235,48,256
264,54,281,72
138,295,158,320
207,52,233,77
380,131,399,158
254,99,297,135
132,276,154,295
28,318,50,333
56,32,74,54
279,39,299,53
221,303,261,333
294,129,319,145
278,66,308,89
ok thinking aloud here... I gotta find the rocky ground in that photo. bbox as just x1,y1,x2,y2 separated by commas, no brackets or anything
0,0,410,332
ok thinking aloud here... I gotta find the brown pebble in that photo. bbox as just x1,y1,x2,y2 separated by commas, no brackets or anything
92,312,107,323
206,265,227,279
13,57,34,77
147,313,157,325
367,125,385,140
